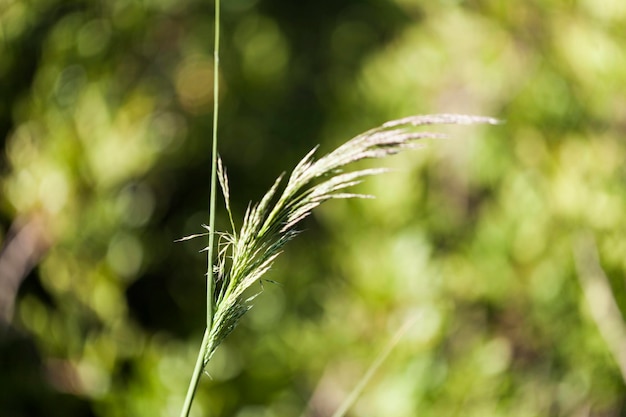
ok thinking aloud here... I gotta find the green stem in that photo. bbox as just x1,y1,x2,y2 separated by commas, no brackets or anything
207,0,220,331
179,328,210,417
180,1,220,416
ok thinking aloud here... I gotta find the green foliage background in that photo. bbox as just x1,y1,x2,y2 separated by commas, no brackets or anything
1,0,625,416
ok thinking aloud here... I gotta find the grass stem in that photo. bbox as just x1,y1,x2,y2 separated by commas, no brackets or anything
180,0,220,415
207,0,220,331
330,317,417,417
179,328,210,417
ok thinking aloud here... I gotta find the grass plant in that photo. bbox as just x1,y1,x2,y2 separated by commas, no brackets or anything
179,1,497,416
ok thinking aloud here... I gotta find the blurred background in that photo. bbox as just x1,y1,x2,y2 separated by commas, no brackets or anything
1,0,626,416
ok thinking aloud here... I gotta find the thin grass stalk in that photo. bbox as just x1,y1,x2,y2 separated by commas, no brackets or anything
330,318,418,417
207,0,220,331
179,328,210,417
179,0,220,415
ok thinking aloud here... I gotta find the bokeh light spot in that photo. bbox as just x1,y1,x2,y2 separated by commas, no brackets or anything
107,232,144,279
175,55,214,114
77,19,111,57
38,168,70,214
234,15,289,84
116,182,156,227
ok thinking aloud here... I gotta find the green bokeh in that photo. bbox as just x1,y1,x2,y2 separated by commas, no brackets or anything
1,1,625,416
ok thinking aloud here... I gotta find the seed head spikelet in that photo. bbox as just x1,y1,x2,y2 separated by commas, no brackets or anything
181,114,498,363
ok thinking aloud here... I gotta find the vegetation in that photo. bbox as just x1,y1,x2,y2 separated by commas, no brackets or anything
1,1,626,417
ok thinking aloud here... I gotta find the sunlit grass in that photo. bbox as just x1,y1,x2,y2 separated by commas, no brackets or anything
179,112,497,416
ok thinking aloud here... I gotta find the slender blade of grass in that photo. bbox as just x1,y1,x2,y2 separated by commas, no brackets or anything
207,0,221,331
179,0,220,415
330,317,418,417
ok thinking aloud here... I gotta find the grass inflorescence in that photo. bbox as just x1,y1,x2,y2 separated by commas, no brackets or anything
179,113,497,416
204,113,498,363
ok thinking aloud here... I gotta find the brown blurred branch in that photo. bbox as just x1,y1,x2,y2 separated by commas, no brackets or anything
574,233,626,383
0,214,51,325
